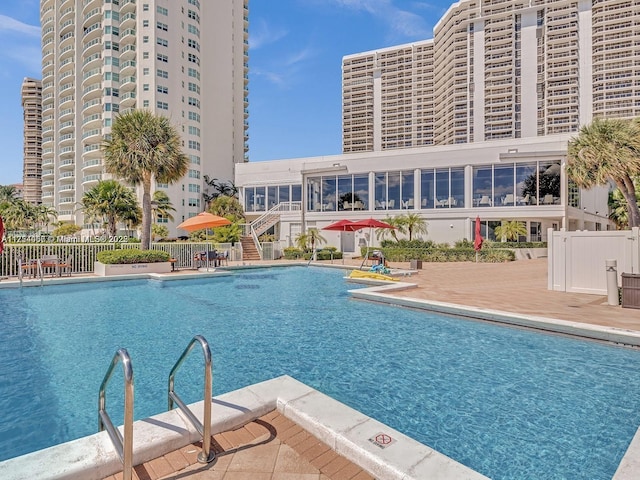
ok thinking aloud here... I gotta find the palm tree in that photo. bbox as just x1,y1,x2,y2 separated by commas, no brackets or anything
103,110,188,249
0,185,18,204
375,216,404,242
402,213,428,241
203,176,239,208
567,118,640,228
1,200,38,232
208,194,245,221
295,228,326,253
494,220,527,242
81,180,141,236
152,190,175,223
36,205,58,233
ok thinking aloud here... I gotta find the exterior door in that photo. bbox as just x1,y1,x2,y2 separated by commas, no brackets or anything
341,231,355,253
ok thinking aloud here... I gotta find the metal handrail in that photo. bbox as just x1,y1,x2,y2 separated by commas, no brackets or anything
168,335,215,463
98,349,134,480
250,224,264,259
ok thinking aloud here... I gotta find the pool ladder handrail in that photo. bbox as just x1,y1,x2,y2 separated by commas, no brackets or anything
17,258,44,287
98,348,134,480
168,335,215,463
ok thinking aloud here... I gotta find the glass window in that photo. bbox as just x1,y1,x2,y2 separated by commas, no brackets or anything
322,176,336,212
255,186,265,211
516,162,538,205
387,171,401,210
435,169,450,208
494,163,514,206
267,186,277,210
420,169,435,209
401,171,414,209
244,188,255,212
353,174,368,210
539,161,561,204
450,168,464,208
473,166,493,207
307,177,321,212
292,185,302,203
375,173,386,209
337,175,352,211
278,185,290,204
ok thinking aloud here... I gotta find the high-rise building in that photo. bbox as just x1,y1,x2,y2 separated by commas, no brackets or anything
40,0,249,233
21,77,43,205
342,0,640,153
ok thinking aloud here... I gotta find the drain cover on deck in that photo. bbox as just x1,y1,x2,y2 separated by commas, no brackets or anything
368,432,396,449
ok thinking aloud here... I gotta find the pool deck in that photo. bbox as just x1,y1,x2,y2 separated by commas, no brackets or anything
4,257,640,479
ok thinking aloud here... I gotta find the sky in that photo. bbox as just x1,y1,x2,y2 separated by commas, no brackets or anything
0,0,451,186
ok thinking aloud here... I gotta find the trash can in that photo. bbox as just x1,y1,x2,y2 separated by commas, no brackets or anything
410,259,423,270
621,273,640,309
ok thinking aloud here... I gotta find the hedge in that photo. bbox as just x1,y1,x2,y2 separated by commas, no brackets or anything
362,247,516,263
96,248,171,264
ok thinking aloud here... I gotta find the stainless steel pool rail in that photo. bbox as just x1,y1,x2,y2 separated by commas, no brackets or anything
168,335,215,463
98,348,134,480
17,257,43,287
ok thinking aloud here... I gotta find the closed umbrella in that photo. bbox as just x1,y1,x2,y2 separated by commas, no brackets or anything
0,215,4,255
474,216,483,262
177,212,232,232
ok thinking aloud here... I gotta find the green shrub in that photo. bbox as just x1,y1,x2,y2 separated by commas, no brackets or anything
283,247,304,259
97,248,171,264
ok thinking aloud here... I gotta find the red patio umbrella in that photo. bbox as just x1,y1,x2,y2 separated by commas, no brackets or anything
348,218,396,268
474,216,483,262
0,215,4,255
322,219,359,231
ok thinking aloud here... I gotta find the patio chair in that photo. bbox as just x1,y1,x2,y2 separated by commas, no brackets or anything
543,194,554,205
219,250,229,266
479,195,492,207
17,256,39,279
58,255,73,276
40,254,59,277
502,194,515,206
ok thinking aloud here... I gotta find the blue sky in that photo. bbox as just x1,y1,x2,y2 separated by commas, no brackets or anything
0,0,450,186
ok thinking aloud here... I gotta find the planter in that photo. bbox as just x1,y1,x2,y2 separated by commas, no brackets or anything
94,261,172,276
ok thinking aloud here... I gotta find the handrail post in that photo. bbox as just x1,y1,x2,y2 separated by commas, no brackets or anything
98,349,134,480
168,335,214,463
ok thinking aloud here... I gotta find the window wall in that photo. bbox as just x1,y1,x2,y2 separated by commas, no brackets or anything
375,170,414,210
307,174,369,212
421,167,464,208
472,160,561,207
244,184,301,212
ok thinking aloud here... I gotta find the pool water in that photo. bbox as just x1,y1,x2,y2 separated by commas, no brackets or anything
1,266,640,479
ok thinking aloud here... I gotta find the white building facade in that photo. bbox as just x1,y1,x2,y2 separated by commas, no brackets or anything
40,0,249,234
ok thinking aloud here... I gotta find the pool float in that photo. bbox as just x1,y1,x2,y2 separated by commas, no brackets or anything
349,270,398,281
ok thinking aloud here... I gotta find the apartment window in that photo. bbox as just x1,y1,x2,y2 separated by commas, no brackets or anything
188,97,200,108
143,67,149,75
143,36,149,43
157,38,168,47
188,184,200,193
157,69,168,78
143,100,149,107
143,4,149,11
104,41,119,51
188,0,200,7
188,198,200,208
188,24,199,36
157,53,168,63
104,103,119,112
188,111,200,122
143,52,150,59
188,82,200,94
157,101,168,110
142,20,149,27
157,85,168,94
157,6,168,15
188,169,200,178
189,154,200,165
157,21,168,31
188,67,200,80
104,26,119,36
105,10,120,20
104,87,119,97
188,126,200,136
187,10,199,22
188,141,200,151
143,84,149,91
104,72,120,81
187,53,199,65
187,39,200,51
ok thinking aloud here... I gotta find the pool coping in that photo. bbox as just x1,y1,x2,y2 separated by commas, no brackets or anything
0,375,488,480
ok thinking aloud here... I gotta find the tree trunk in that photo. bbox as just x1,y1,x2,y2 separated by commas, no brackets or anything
620,175,640,228
141,177,152,250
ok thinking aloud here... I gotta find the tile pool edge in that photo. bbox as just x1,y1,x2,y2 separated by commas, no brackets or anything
0,375,487,480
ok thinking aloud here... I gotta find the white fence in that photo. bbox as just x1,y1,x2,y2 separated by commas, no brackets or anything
548,227,640,295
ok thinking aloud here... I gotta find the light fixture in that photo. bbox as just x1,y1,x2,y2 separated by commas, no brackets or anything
507,148,518,153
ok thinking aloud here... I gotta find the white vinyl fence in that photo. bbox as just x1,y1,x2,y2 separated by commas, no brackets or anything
548,227,640,295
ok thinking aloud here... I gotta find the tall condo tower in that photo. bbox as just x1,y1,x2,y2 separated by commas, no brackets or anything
40,0,249,232
342,0,640,153
21,77,43,205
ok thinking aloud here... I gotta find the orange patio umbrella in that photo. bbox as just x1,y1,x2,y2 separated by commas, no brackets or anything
177,212,232,232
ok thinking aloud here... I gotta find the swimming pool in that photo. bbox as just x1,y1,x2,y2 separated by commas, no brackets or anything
1,266,639,479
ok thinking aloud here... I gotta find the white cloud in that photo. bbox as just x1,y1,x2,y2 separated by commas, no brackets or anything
0,14,40,37
250,19,288,49
326,0,430,39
